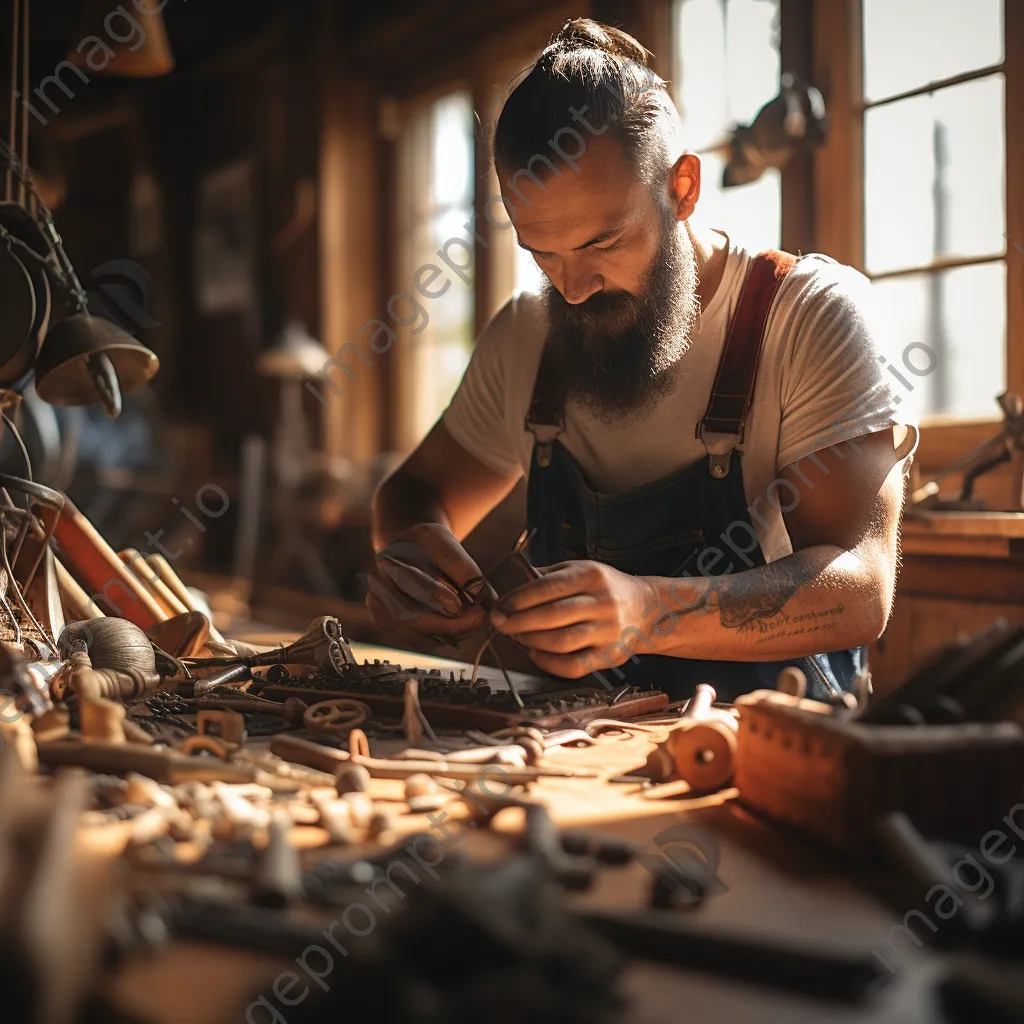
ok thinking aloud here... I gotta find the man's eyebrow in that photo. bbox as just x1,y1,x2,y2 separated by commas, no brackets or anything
517,225,626,256
573,225,624,250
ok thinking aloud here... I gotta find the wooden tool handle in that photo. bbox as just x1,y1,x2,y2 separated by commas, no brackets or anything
118,548,184,620
40,498,163,629
53,557,106,620
144,553,226,644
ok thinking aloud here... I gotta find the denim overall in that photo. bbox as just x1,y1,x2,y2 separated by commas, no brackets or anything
524,250,864,703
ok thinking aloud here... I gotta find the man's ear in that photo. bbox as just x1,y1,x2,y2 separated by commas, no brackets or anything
669,153,701,221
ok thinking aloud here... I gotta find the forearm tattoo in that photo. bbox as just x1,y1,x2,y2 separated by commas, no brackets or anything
671,560,845,644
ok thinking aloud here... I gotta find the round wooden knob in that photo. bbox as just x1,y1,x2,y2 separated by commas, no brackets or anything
668,721,737,792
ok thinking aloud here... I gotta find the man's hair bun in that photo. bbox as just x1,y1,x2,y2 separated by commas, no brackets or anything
543,17,651,67
493,17,675,190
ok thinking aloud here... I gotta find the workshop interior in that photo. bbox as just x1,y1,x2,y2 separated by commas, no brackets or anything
0,0,1021,1022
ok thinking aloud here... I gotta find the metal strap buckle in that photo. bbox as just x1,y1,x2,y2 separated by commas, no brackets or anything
708,451,732,479
697,425,741,481
526,418,563,470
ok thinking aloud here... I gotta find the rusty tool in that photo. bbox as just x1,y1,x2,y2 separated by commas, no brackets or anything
269,733,597,783
192,663,252,696
183,616,354,676
35,739,296,788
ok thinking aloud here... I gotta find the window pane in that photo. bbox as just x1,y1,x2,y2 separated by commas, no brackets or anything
871,262,1006,419
514,244,546,296
399,90,475,439
422,168,473,428
864,74,1005,276
674,0,781,249
693,152,781,252
863,0,1003,103
431,92,474,207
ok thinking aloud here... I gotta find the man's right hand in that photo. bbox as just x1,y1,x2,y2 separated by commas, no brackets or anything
364,523,489,640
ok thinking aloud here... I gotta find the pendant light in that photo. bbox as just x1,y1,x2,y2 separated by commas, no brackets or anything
67,0,174,78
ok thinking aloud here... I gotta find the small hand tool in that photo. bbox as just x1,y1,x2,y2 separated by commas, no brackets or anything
638,683,738,790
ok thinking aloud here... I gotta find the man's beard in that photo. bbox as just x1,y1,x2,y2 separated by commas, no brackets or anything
541,206,701,421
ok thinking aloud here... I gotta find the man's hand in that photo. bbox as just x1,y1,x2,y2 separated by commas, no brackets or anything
489,560,657,678
366,523,487,640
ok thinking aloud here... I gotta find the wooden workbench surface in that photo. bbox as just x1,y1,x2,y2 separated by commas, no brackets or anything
108,640,942,1024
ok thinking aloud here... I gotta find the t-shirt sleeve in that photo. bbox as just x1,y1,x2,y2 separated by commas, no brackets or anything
775,258,919,471
442,297,529,479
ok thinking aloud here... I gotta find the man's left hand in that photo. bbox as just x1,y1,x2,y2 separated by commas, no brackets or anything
489,560,657,678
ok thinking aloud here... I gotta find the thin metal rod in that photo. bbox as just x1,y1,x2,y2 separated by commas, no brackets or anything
860,62,1004,113
471,627,525,711
0,501,49,591
0,510,52,646
19,0,28,206
2,413,32,483
489,643,524,711
7,0,20,202
0,575,22,644
8,512,29,569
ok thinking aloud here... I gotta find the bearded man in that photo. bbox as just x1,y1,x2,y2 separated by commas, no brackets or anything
368,18,917,701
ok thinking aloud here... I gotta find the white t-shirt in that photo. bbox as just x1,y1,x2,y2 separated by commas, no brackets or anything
443,233,918,563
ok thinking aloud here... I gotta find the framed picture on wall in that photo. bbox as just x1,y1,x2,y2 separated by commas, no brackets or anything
195,159,256,315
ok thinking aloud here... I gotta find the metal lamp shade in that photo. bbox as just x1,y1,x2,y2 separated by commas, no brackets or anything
256,320,331,379
68,2,175,78
35,313,159,416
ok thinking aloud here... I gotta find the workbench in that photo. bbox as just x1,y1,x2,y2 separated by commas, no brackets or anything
96,637,945,1024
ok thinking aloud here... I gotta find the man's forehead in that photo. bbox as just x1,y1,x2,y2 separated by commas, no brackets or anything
501,138,648,248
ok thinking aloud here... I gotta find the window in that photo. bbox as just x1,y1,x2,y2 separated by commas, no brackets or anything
396,90,476,445
514,236,546,296
672,0,782,252
861,0,1006,420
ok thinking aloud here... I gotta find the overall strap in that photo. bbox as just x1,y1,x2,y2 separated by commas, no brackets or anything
697,248,798,478
524,342,565,469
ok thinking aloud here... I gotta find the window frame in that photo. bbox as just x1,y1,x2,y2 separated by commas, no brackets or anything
811,0,1023,476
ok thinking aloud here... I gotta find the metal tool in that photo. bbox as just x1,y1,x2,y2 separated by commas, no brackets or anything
269,733,597,783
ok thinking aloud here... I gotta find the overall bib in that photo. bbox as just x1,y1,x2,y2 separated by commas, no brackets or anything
523,250,864,703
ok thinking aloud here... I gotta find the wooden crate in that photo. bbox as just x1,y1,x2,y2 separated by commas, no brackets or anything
734,703,1024,858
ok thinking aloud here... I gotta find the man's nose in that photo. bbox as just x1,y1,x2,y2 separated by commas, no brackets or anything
560,264,603,305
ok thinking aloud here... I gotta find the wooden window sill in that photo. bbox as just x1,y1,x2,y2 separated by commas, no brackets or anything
902,511,1024,558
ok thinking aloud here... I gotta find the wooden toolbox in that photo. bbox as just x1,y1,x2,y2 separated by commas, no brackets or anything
734,702,1024,858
